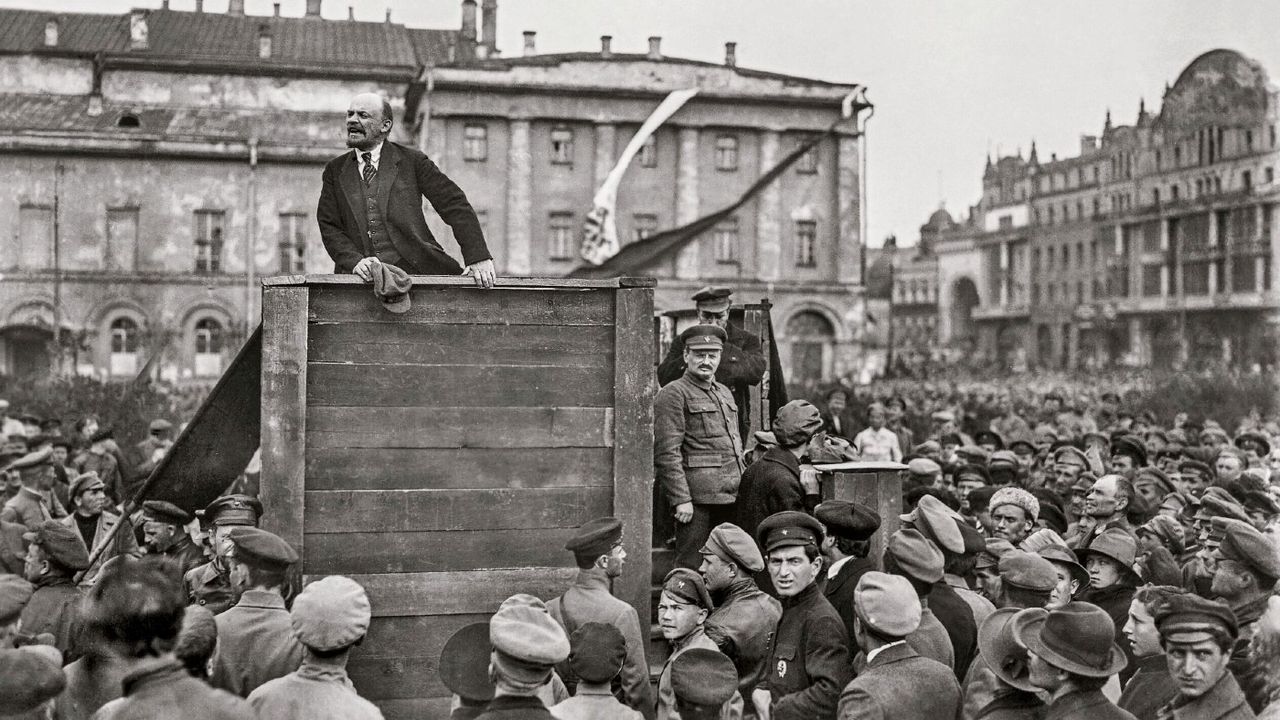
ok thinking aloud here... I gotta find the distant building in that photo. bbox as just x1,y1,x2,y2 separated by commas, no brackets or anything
0,0,870,387
934,49,1280,370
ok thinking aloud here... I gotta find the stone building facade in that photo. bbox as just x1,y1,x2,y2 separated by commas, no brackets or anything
934,49,1280,371
0,1,869,388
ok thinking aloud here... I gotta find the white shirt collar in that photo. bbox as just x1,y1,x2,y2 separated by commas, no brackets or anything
356,141,384,169
827,555,853,580
866,640,906,665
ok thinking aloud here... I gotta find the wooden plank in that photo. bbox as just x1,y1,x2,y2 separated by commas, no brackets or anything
324,567,578,617
304,527,575,574
304,487,612,534
309,285,614,325
821,468,904,565
306,363,612,408
266,274,626,288
260,286,308,559
357,613,491,659
306,407,614,449
349,656,447,701
612,287,655,631
304,447,613,491
376,698,452,720
308,322,614,369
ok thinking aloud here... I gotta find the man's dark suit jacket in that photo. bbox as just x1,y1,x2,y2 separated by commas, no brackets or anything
820,556,876,641
317,141,491,275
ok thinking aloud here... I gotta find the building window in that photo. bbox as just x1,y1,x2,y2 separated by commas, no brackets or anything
633,213,659,243
714,217,739,264
1172,185,1180,201
105,207,139,272
194,317,224,377
1267,167,1274,184
1246,129,1254,152
637,134,657,168
550,127,574,165
794,220,817,267
1243,170,1252,191
715,134,739,171
278,212,307,273
1048,207,1055,225
463,123,488,161
786,310,835,385
998,215,1013,229
109,317,140,377
548,212,575,261
17,205,53,270
1142,265,1162,297
796,136,819,174
194,210,225,274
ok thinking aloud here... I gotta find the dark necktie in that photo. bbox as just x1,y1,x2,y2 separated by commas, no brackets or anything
361,151,375,185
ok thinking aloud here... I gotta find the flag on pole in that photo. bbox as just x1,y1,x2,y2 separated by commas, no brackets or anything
579,88,699,265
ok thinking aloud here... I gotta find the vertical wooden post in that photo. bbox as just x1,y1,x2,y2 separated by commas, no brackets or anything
613,282,655,628
817,461,905,565
260,285,309,561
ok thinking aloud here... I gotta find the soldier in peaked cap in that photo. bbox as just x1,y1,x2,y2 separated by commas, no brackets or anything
2,446,64,532
479,597,571,720
186,494,263,614
1109,435,1148,480
1153,595,1252,720
657,286,766,443
21,520,88,660
814,500,880,641
753,511,850,720
698,522,781,698
547,517,653,718
246,576,381,720
1209,519,1280,674
439,622,496,719
656,568,744,720
140,500,204,574
211,526,303,697
549,623,644,720
671,647,740,720
655,324,745,573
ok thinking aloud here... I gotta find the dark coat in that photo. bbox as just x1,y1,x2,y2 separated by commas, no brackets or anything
706,577,782,695
735,447,805,541
658,323,766,443
317,141,491,275
1117,654,1177,720
1230,595,1272,714
1155,670,1254,720
759,583,851,720
475,695,557,720
20,577,82,661
1044,688,1137,720
836,642,961,720
930,581,979,680
184,561,238,615
823,556,877,641
1079,582,1137,682
976,688,1047,720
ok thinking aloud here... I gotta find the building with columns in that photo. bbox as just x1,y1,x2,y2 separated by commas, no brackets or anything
934,49,1280,371
0,0,867,388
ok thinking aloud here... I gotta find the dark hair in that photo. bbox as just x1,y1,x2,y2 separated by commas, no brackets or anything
245,564,288,591
999,585,1051,609
860,619,904,645
945,553,976,578
380,97,394,125
1134,584,1185,607
574,553,600,570
174,605,217,678
1067,673,1109,691
835,536,871,559
87,558,186,658
905,485,960,512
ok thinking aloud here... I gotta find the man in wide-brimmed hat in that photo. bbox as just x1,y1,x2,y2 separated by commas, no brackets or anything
1014,602,1133,719
1078,529,1141,670
973,607,1045,719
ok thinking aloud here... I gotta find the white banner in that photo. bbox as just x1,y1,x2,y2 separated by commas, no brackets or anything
579,87,699,265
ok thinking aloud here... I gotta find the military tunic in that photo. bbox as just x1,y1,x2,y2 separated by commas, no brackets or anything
247,658,384,720
210,589,303,697
2,486,55,531
184,562,238,615
657,627,743,720
550,685,644,720
758,583,851,720
474,695,557,720
657,322,766,443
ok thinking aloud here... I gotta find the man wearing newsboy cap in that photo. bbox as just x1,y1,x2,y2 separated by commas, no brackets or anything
1152,594,1250,720
698,522,781,696
59,470,137,587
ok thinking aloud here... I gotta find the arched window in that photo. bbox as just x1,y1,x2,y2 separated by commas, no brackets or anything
109,317,139,376
786,310,836,385
194,317,224,377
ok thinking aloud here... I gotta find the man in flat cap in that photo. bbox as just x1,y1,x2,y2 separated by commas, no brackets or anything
814,500,881,642
21,520,89,659
753,511,850,720
838,571,962,720
656,568,743,720
1153,595,1252,720
907,458,944,492
549,623,644,720
658,287,767,443
185,494,263,614
247,576,382,720
989,487,1040,546
736,400,823,543
0,641,65,718
141,500,205,574
1208,518,1280,712
882,529,955,670
698,522,781,697
211,526,303,697
670,647,741,720
82,559,254,718
1117,584,1185,720
60,471,137,588
2,447,66,532
546,516,653,718
898,496,980,679
479,595,571,720
655,324,746,571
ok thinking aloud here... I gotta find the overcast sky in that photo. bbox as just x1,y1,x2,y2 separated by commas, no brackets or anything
6,0,1280,247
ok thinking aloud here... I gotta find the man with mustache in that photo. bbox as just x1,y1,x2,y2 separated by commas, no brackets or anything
318,92,495,287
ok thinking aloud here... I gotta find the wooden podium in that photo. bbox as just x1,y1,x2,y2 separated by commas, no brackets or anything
814,461,905,562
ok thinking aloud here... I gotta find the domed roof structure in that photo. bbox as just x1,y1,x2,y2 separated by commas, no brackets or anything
1157,49,1275,134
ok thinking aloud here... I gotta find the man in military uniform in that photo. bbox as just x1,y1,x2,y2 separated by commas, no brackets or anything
752,511,850,720
2,447,65,532
698,522,782,696
546,517,653,718
550,623,644,720
60,471,137,587
658,287,767,443
21,520,90,660
1208,517,1279,712
140,501,205,574
478,595,570,720
656,568,742,720
1153,595,1253,720
814,500,881,642
654,325,745,570
185,494,263,614
211,526,303,697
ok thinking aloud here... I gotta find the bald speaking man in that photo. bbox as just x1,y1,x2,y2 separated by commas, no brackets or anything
318,92,496,287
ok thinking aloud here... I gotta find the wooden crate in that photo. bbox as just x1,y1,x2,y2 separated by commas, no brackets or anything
258,275,655,719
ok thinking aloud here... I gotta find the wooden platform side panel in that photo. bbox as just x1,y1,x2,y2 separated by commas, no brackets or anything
260,285,309,557
820,464,904,564
613,286,655,632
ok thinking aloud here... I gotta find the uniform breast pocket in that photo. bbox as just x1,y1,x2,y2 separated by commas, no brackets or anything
685,400,719,438
772,643,798,686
